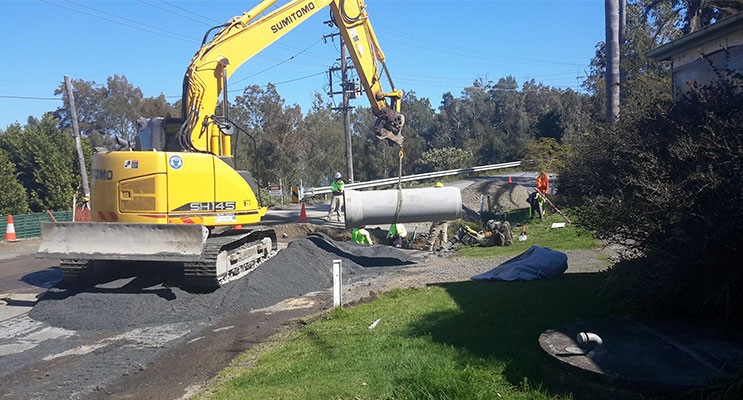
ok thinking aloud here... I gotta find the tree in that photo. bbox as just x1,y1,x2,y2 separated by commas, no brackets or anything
54,75,178,148
584,1,674,121
0,150,30,215
414,147,474,173
644,0,743,34
522,138,571,171
560,76,743,321
350,105,399,181
230,84,305,190
0,116,81,211
302,93,345,186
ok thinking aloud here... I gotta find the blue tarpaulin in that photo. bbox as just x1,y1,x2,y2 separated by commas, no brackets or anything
471,245,568,281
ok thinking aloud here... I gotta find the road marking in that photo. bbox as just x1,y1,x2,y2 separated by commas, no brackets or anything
213,325,234,333
43,322,194,361
187,336,205,343
0,316,75,357
0,315,44,339
43,343,108,361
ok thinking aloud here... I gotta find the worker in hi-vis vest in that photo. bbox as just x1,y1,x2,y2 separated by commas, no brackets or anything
327,172,345,221
352,226,373,244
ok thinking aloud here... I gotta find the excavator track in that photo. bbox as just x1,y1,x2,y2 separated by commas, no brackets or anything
183,228,277,290
60,259,95,286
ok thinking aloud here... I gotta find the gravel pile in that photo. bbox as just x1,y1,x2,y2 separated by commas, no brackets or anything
30,233,422,332
460,181,532,212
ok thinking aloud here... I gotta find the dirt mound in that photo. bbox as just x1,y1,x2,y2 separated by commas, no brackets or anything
461,181,531,213
30,234,423,332
272,223,350,241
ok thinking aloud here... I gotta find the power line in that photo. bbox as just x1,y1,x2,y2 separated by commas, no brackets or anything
138,0,211,27
63,0,199,41
376,26,584,68
38,0,197,44
164,71,328,98
157,0,221,25
231,40,324,85
228,71,328,93
0,95,61,101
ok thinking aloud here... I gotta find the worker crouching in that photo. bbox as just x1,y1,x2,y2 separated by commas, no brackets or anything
352,226,373,245
387,223,407,248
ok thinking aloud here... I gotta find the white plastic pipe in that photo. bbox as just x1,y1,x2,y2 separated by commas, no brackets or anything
344,187,462,229
576,332,603,348
333,259,342,308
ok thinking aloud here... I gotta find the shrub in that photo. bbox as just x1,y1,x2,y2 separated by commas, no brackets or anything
559,75,743,322
413,147,474,173
521,138,571,171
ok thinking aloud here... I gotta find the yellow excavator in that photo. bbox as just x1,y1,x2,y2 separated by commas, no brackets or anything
37,0,405,289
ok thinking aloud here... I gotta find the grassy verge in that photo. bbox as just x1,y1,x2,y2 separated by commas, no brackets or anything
204,273,612,400
456,213,597,258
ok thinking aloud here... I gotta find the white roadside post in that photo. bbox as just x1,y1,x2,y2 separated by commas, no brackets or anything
333,259,342,308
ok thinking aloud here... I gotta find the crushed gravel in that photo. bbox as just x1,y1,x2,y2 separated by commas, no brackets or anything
30,233,426,332
460,181,532,213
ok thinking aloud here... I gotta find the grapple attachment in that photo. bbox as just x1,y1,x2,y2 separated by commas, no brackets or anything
374,107,405,146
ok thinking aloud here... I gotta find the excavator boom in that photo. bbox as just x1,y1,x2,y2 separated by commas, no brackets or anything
181,0,404,154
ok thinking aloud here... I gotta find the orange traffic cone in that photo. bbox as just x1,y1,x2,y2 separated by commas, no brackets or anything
233,225,243,230
508,176,512,183
299,203,307,223
4,215,17,242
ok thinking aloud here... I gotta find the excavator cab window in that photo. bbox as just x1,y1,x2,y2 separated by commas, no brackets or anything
134,117,184,152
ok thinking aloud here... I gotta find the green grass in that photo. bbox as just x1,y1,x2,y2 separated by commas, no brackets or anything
204,273,613,400
456,213,597,258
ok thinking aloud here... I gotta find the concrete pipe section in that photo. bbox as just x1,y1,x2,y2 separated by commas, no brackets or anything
344,187,462,229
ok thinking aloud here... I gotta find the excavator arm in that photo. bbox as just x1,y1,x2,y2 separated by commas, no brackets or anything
180,0,404,157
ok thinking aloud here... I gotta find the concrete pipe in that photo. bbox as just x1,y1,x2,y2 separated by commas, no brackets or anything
344,187,462,229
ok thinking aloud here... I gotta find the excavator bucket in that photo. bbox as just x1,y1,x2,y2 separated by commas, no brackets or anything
37,222,208,262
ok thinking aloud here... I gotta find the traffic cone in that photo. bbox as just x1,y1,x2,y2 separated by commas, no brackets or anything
508,176,512,183
233,225,243,230
299,203,307,223
4,215,18,242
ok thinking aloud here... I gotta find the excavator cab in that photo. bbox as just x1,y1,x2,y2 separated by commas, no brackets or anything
133,117,183,152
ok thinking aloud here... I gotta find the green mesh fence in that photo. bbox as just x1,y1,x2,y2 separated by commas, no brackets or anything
1,211,74,240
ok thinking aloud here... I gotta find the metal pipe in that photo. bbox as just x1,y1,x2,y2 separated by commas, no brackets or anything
344,187,462,229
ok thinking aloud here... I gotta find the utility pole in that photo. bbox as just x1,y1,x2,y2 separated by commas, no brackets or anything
323,30,360,183
605,0,620,122
64,75,90,208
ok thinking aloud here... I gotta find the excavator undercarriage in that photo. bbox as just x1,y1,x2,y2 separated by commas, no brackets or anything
39,223,276,290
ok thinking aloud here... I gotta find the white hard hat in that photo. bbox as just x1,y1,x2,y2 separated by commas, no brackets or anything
334,172,342,179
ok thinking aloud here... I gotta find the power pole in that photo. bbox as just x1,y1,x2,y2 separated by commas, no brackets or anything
63,75,90,208
605,0,620,122
323,31,360,183
340,39,354,184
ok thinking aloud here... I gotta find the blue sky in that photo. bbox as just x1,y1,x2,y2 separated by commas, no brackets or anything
1,0,604,128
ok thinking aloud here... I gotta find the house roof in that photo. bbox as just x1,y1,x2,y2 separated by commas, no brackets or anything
646,12,743,61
